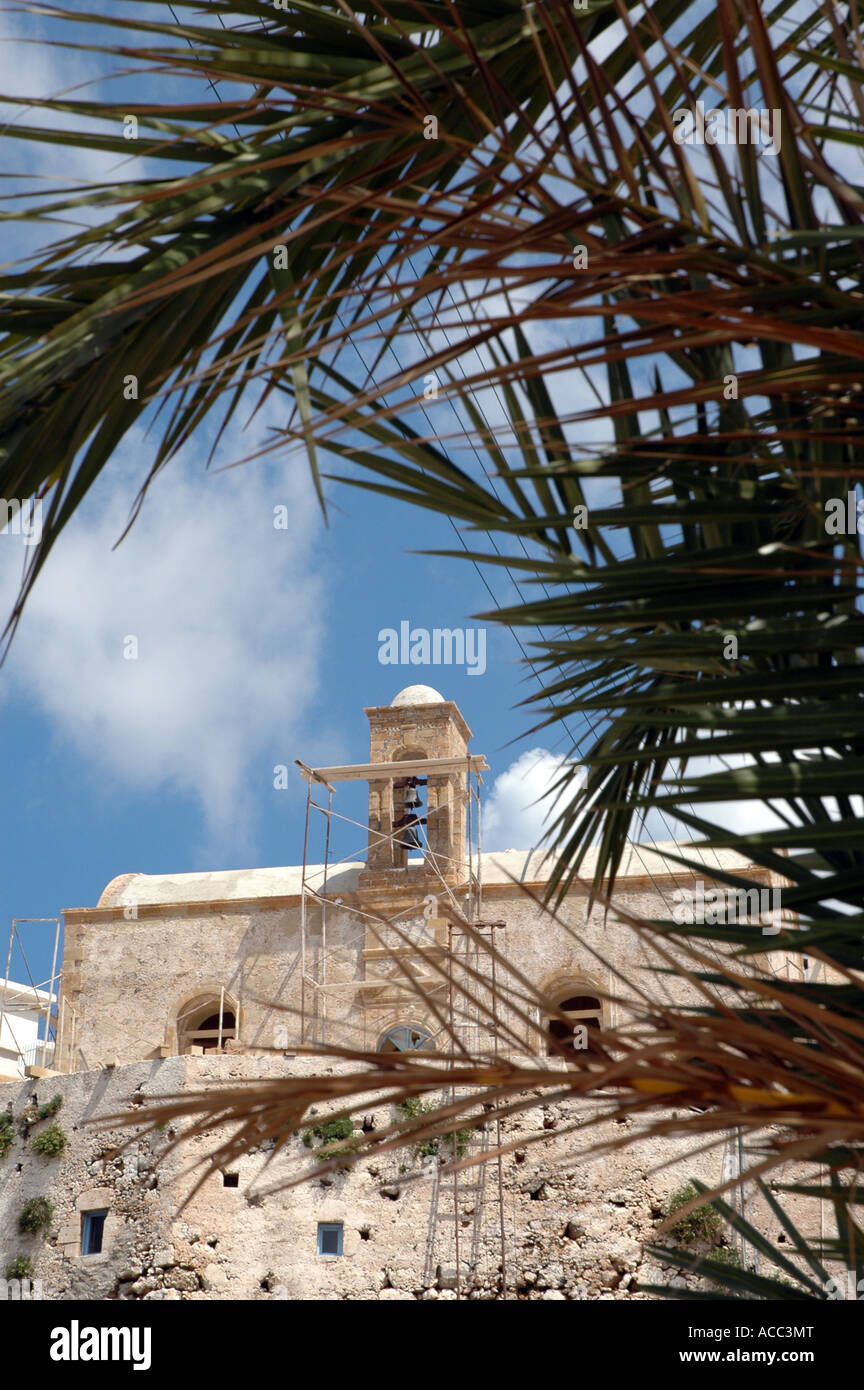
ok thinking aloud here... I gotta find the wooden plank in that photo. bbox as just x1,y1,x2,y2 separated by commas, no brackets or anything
300,976,441,990
296,755,488,784
362,945,446,961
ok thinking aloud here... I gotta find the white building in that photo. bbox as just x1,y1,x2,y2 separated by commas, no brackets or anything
0,980,55,1079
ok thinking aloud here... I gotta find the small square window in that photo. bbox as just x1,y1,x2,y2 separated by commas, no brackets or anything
317,1222,343,1257
223,1173,239,1188
81,1209,108,1256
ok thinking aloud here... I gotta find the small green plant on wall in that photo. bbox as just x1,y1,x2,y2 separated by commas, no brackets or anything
5,1255,34,1280
37,1095,63,1121
16,1100,40,1134
664,1184,724,1247
0,1111,13,1159
302,1116,359,1163
397,1097,473,1161
18,1196,54,1234
31,1123,67,1158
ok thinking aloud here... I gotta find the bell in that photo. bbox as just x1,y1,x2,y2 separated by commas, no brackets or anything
404,785,422,809
401,824,423,850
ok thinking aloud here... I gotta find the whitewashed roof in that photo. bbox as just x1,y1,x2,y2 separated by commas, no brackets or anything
98,841,755,909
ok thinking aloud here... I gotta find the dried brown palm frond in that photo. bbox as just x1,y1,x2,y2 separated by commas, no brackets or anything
95,887,864,1230
8,0,864,1296
2,1,863,952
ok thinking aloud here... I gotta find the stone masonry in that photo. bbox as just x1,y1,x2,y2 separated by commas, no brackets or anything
0,685,817,1300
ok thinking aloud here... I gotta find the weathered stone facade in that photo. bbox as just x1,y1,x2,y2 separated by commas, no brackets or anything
0,1056,807,1302
0,686,814,1300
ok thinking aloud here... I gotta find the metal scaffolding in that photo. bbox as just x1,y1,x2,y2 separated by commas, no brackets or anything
294,753,510,1297
0,917,62,1076
295,755,486,1041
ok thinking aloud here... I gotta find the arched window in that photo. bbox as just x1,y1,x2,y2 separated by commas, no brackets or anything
377,1024,436,1053
177,995,237,1054
546,990,602,1058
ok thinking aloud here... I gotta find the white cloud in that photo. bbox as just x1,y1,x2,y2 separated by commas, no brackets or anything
0,11,326,864
0,13,148,187
0,419,326,859
640,751,789,847
483,747,580,852
483,745,796,861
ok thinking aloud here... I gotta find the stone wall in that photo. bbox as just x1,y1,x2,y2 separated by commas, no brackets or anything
60,903,366,1069
0,1055,822,1302
59,873,787,1072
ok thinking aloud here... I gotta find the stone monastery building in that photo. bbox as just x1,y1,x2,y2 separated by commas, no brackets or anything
0,686,800,1300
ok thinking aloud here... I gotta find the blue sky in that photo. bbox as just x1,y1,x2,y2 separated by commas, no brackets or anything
0,0,816,993
0,3,598,993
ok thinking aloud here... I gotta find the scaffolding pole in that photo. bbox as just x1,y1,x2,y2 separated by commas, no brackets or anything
43,919,61,1069
448,919,461,1301
321,787,333,1045
300,777,312,1044
0,918,61,1076
294,755,508,1298
491,930,508,1300
0,922,14,1069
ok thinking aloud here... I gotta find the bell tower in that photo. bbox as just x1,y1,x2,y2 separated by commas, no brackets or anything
361,685,476,890
292,688,489,1045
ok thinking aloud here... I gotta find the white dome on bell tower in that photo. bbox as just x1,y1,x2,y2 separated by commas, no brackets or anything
390,685,445,707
